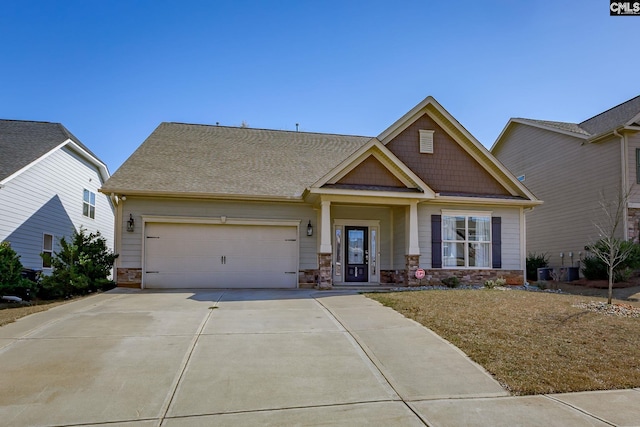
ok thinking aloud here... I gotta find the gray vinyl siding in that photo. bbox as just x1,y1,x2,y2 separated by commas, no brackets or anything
0,146,114,270
494,124,621,268
117,197,317,270
418,204,522,270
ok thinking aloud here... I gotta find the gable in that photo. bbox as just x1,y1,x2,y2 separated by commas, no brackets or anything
385,113,511,196
335,155,406,188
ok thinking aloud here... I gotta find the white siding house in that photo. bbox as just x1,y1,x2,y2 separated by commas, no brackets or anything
0,120,114,272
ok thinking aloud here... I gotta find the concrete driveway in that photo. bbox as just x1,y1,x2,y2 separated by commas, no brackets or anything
1,289,638,426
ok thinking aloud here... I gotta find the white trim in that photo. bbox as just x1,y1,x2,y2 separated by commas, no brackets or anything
140,217,301,290
419,129,434,153
309,187,433,200
141,215,301,227
491,119,588,154
310,138,436,197
441,209,493,217
332,219,381,284
42,233,54,270
1,139,110,186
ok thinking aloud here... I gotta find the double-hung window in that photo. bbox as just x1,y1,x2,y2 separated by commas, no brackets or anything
42,233,53,269
442,213,491,268
83,189,96,219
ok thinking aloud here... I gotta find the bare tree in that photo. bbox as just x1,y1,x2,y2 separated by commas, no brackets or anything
588,187,635,304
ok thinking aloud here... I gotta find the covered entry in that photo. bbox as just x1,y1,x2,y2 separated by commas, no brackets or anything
143,221,299,288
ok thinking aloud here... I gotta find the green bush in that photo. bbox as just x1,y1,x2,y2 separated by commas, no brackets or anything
39,228,118,299
441,276,460,288
484,277,506,289
526,252,549,281
0,241,34,299
582,239,640,282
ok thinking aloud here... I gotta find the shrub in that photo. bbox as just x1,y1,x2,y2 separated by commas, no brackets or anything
484,277,506,289
39,228,118,299
526,252,549,281
0,241,34,299
441,276,460,288
582,239,640,282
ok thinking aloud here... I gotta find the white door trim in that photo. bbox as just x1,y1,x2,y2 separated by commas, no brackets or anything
333,219,380,284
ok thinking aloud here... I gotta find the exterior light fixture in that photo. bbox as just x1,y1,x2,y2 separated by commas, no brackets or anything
127,214,135,232
307,220,313,237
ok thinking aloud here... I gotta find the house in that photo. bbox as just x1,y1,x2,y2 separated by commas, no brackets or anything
0,120,114,273
100,96,540,289
491,95,640,269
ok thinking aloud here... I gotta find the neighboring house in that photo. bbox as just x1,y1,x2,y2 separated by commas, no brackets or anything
100,96,540,290
0,120,114,273
491,95,640,269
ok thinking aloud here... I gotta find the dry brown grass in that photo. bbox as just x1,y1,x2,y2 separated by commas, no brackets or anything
0,300,73,327
368,290,640,395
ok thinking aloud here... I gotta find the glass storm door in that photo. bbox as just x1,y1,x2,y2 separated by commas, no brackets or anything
345,226,368,282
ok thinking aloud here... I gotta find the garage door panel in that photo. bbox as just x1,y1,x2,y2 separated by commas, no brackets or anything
144,223,298,288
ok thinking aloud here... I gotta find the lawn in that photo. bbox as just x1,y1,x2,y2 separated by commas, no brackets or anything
368,289,640,395
0,300,75,327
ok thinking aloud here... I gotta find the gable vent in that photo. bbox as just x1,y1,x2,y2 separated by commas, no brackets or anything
419,129,434,154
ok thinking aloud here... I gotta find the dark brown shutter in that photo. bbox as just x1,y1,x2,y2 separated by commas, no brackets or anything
492,217,502,269
431,215,442,268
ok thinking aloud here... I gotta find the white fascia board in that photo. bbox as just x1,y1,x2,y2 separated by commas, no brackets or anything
65,140,111,182
431,194,543,207
311,138,435,197
1,139,110,186
99,189,307,203
426,112,539,201
309,187,432,201
377,95,436,143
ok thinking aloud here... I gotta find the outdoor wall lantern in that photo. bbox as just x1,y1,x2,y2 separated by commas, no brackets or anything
127,214,135,232
307,220,313,237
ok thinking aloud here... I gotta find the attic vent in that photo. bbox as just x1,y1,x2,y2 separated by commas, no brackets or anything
419,130,434,154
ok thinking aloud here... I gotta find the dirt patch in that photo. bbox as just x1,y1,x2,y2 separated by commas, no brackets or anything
556,276,640,301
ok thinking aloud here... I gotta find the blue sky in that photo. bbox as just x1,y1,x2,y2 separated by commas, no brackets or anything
2,1,639,173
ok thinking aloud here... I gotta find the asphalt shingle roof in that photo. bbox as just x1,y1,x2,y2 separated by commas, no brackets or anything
101,123,373,198
515,95,640,139
579,95,640,135
0,120,96,181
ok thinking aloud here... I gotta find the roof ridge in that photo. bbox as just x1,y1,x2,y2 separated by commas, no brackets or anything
0,118,57,125
163,121,374,139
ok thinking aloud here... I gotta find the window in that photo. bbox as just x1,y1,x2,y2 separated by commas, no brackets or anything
42,234,53,268
83,189,96,219
442,214,491,268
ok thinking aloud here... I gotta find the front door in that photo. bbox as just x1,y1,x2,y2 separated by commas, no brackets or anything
345,226,368,282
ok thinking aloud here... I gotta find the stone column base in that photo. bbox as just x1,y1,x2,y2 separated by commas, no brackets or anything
405,255,420,286
317,253,333,289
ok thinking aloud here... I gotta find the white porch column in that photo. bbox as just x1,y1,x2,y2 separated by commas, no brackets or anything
319,199,332,254
407,201,420,255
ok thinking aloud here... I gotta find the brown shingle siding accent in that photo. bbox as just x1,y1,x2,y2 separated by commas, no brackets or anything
386,114,510,195
337,155,406,187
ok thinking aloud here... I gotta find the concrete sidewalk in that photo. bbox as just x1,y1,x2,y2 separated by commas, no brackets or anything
0,289,638,426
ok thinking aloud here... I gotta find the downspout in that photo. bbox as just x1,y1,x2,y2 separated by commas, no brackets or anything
110,193,122,284
614,129,628,240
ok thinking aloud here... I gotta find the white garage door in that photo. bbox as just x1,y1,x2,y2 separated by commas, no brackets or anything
144,223,298,288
